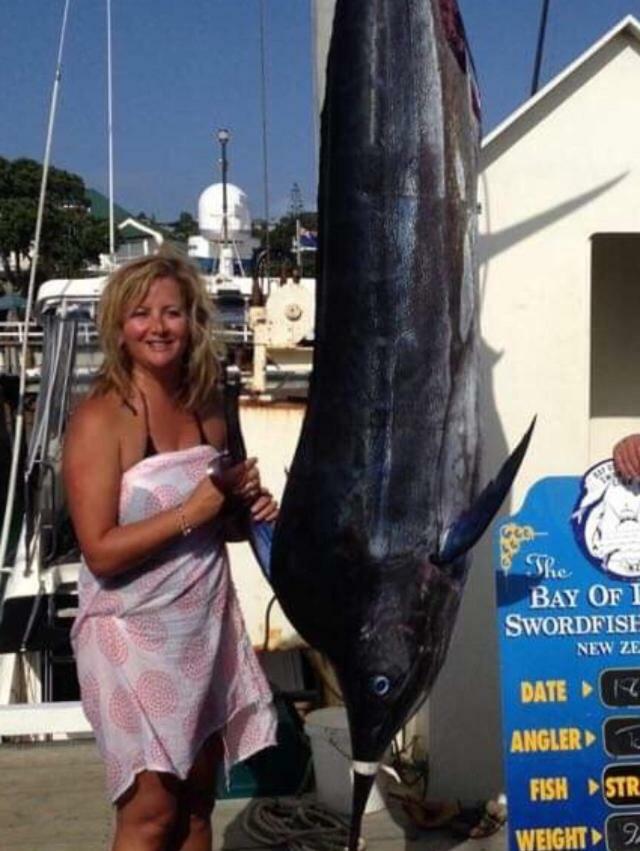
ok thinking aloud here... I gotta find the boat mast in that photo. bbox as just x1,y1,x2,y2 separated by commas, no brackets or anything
107,0,116,263
0,0,73,576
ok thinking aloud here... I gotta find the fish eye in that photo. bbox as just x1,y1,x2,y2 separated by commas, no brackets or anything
370,675,391,696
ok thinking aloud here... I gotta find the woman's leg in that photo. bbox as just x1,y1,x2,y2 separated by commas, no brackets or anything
170,734,224,851
112,770,180,851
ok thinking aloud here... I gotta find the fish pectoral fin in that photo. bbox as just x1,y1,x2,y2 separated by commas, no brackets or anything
432,417,536,566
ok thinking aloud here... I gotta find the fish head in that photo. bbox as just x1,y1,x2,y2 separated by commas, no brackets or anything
332,548,466,764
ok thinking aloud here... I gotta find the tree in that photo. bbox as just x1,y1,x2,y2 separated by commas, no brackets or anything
170,211,199,244
265,210,318,278
39,209,110,281
0,157,110,292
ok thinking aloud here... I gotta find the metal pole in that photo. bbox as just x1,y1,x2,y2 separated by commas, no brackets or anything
531,0,551,96
259,0,271,272
221,136,229,247
107,0,115,261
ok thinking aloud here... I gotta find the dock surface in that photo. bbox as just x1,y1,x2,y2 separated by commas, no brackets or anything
0,740,507,850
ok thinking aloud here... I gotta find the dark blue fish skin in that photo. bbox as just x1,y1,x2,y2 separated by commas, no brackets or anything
272,0,489,838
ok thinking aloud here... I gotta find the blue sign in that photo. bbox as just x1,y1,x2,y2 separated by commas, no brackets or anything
495,461,640,851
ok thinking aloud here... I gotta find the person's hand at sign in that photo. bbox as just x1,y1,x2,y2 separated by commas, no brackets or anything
613,434,640,480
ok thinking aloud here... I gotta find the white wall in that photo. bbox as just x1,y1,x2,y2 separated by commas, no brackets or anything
228,402,305,649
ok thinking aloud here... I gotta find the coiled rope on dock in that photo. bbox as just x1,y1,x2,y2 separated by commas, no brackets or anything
242,798,366,851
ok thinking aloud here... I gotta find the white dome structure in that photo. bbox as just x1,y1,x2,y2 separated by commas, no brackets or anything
198,182,252,239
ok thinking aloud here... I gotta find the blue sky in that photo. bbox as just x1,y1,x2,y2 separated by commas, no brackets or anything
2,1,640,222
0,0,315,222
460,0,640,132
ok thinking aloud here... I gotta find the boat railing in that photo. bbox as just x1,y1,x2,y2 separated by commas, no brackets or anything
0,319,252,353
0,321,44,347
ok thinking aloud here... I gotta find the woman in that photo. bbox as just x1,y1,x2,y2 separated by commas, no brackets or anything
63,248,278,851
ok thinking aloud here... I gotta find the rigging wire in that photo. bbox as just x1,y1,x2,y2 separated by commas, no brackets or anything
107,0,116,262
258,0,271,272
0,0,73,577
531,0,551,96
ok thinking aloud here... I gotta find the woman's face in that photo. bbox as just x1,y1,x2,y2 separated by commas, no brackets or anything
121,275,190,374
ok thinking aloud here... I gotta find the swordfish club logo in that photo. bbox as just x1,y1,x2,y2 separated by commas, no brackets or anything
572,460,640,579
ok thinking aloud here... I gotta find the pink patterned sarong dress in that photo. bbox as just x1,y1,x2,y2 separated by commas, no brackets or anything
70,444,277,802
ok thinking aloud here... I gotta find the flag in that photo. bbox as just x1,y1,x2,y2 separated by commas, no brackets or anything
297,228,318,251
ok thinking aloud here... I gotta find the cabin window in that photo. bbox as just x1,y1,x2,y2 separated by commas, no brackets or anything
590,234,640,417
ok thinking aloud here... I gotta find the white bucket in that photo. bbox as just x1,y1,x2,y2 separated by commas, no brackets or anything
304,707,386,815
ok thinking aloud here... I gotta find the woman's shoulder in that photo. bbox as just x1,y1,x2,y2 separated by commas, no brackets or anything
67,391,127,442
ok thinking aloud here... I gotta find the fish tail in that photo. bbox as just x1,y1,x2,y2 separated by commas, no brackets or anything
433,416,536,565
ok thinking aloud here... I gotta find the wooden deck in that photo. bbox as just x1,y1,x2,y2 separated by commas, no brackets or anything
0,740,508,850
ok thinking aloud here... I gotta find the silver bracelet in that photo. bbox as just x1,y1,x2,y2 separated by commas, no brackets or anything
176,503,193,536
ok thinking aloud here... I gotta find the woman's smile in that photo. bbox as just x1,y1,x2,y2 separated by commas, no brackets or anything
146,339,175,350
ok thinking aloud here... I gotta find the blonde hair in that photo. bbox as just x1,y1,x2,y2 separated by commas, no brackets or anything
92,245,225,411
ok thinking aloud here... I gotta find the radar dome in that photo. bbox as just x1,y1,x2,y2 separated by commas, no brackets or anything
198,183,252,238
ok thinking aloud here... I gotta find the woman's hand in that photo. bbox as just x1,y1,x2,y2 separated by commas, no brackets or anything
214,457,262,505
250,488,279,523
211,457,278,523
613,434,640,480
183,477,226,528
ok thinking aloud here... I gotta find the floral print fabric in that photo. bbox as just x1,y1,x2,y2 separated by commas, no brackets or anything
71,444,277,802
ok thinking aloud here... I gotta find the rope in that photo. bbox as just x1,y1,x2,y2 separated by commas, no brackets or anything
0,0,73,577
241,797,366,851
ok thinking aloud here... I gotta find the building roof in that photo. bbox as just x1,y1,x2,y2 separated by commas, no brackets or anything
483,14,640,151
85,188,131,223
118,217,163,243
85,189,169,243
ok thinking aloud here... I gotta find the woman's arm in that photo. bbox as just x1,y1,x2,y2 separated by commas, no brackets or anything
63,398,225,579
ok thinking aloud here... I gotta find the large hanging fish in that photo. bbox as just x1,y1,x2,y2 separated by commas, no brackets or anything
270,1,533,847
